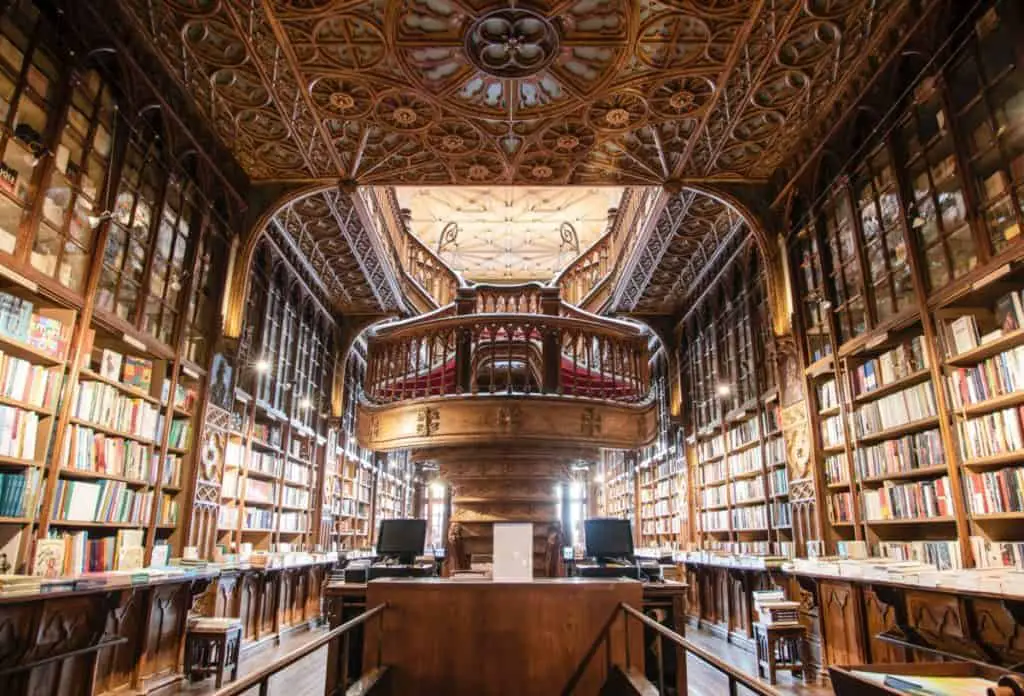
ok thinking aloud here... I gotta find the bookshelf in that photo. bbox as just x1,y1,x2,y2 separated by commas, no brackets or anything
680,250,791,558
782,0,1024,570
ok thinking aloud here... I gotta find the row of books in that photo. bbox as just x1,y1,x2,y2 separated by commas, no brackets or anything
855,382,937,436
700,459,726,485
944,289,1024,356
283,460,310,486
0,468,37,517
0,406,39,460
218,505,238,529
728,445,762,476
244,507,273,530
732,478,765,504
641,517,681,535
853,336,929,397
278,511,307,532
640,500,678,517
160,454,182,487
281,485,309,508
0,292,71,359
92,348,154,391
861,476,954,520
654,459,684,480
766,436,785,465
770,468,788,497
73,382,159,440
821,414,844,447
853,428,945,479
728,418,758,448
972,536,1024,570
62,424,153,481
50,479,158,524
877,540,962,570
946,344,1024,408
252,423,282,448
964,465,1024,514
248,450,281,477
698,436,724,461
244,479,276,505
701,484,727,508
167,418,190,449
732,504,767,530
957,406,1024,461
826,453,847,485
818,379,839,411
830,491,855,523
701,509,729,531
763,404,780,433
0,351,60,408
771,501,791,527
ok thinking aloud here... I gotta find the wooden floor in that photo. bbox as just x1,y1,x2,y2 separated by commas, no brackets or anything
170,624,832,695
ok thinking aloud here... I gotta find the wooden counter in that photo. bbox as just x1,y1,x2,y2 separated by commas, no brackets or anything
200,560,332,650
0,572,215,696
0,559,335,696
325,578,687,695
363,578,643,696
788,569,1024,673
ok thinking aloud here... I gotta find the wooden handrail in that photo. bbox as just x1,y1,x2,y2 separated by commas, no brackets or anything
369,311,648,342
211,603,387,696
0,636,128,677
618,603,783,696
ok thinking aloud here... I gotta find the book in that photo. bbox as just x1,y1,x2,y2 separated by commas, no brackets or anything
33,538,66,578
99,349,123,381
122,356,153,391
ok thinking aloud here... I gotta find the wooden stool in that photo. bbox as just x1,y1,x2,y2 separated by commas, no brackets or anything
754,622,808,685
185,617,242,688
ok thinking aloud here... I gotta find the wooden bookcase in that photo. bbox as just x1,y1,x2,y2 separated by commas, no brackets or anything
784,0,1024,569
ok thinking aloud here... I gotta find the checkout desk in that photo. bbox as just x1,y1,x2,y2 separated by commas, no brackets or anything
324,575,688,695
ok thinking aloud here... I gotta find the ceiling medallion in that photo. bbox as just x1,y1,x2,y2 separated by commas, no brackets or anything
329,92,355,111
392,107,418,126
441,134,465,151
467,164,490,180
531,164,554,180
464,9,560,79
555,135,580,151
604,108,631,128
669,90,697,111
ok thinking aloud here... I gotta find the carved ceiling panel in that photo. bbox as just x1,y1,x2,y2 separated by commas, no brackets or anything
112,0,917,186
265,189,402,313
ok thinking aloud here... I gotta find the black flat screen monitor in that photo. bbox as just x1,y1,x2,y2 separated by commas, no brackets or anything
376,519,427,564
584,518,634,562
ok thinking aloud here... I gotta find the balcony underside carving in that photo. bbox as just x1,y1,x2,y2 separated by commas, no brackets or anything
357,395,657,452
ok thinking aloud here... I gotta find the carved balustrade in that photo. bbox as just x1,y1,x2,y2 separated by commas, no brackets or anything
405,234,461,308
363,312,650,405
554,235,612,307
468,282,549,314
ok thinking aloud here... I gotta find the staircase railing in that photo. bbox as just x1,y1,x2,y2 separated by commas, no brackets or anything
405,233,462,308
211,604,387,696
563,602,782,696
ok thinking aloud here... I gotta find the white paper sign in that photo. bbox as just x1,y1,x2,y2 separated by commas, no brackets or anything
493,523,533,581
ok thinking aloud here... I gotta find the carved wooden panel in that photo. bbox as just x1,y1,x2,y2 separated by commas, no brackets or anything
260,573,279,637
819,580,867,667
863,586,906,664
972,598,1024,667
238,572,260,642
94,589,143,694
140,583,190,685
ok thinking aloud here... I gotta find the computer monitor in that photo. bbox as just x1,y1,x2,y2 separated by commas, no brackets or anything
376,518,427,565
584,518,634,563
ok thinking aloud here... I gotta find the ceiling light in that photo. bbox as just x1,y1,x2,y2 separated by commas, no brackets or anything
255,359,271,373
716,383,732,397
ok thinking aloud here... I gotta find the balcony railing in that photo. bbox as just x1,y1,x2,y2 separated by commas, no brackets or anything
405,233,461,308
364,311,651,404
553,234,612,307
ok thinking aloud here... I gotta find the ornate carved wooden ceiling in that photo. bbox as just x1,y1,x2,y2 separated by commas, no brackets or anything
264,188,403,313
114,0,915,187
